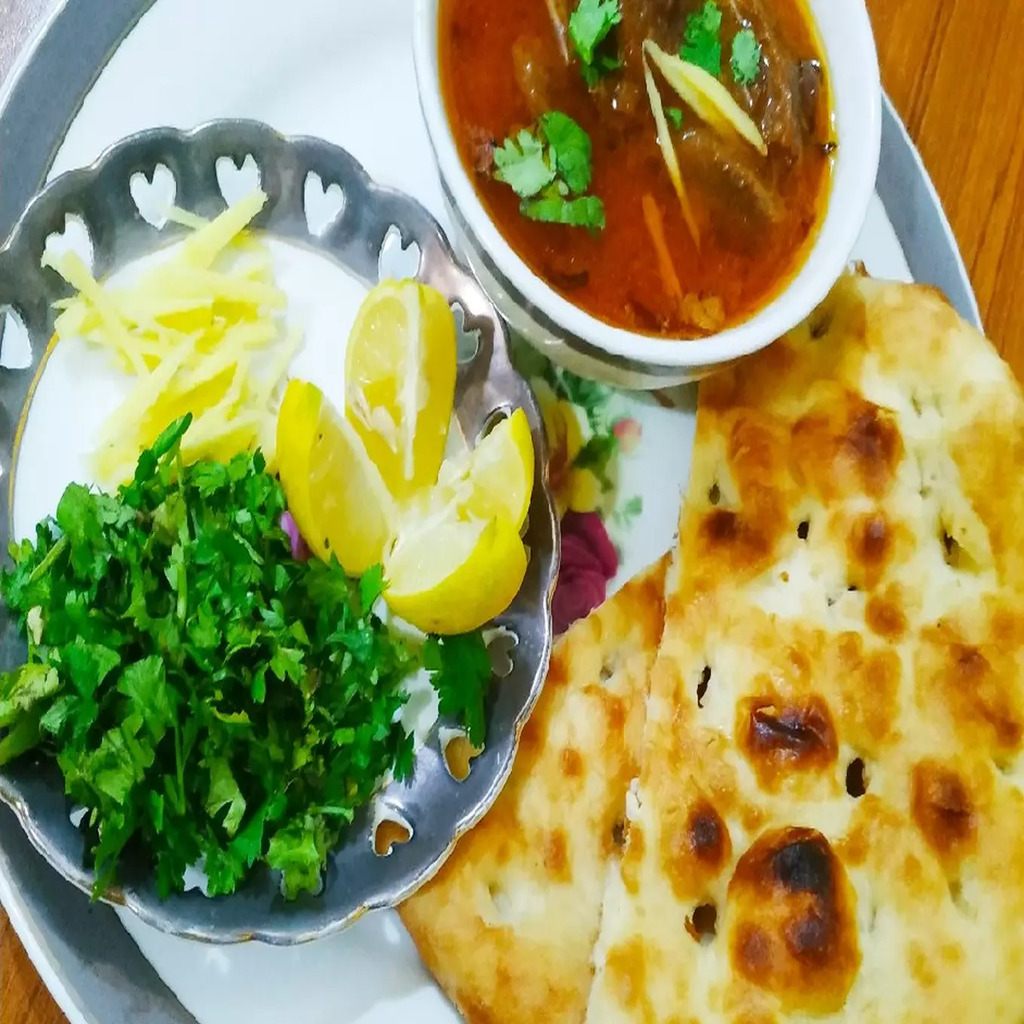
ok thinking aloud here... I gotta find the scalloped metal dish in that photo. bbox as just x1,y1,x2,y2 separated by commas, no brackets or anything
0,119,559,945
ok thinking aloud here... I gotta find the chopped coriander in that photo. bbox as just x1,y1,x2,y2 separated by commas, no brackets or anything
424,633,493,748
681,0,723,77
493,129,556,199
492,113,605,231
731,28,762,85
539,111,593,193
666,106,684,130
523,192,606,231
0,415,417,901
569,0,622,83
580,54,622,89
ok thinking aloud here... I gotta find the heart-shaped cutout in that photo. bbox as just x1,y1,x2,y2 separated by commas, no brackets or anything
216,153,261,207
441,728,483,783
372,811,413,857
451,301,481,364
483,624,519,679
303,172,346,236
42,213,95,276
0,306,32,370
377,223,421,282
130,163,177,229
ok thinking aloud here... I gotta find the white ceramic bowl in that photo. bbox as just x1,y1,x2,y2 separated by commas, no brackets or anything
413,0,882,389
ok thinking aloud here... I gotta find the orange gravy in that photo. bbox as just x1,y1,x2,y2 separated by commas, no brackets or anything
439,0,834,338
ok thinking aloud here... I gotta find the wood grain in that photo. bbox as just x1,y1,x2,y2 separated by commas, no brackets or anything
3,1,1024,1022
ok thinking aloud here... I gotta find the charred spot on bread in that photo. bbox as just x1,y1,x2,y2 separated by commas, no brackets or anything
911,761,977,867
728,828,860,1013
738,695,838,787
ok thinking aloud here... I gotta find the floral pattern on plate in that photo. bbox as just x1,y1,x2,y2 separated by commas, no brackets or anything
511,341,652,633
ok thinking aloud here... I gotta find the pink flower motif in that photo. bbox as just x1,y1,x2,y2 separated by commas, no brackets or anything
280,511,310,562
552,511,619,635
613,417,642,455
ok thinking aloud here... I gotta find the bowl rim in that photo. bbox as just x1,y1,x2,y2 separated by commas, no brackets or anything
413,0,883,370
0,118,560,945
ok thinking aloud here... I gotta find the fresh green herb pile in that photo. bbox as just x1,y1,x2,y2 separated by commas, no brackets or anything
0,415,492,900
494,111,605,231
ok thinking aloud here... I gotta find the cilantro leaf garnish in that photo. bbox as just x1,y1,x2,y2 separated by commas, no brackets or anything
569,0,622,78
424,632,494,748
681,0,723,77
0,417,418,901
493,129,556,199
666,106,684,130
539,111,594,194
523,191,606,230
493,113,605,232
730,28,762,85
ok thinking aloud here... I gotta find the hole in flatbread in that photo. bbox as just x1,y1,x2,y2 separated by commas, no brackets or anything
797,520,810,540
845,758,867,798
487,882,512,918
708,482,721,506
373,814,413,857
611,820,627,849
697,665,711,708
809,309,833,339
847,584,859,593
442,730,481,782
948,878,970,915
686,902,717,943
600,659,617,683
940,529,979,572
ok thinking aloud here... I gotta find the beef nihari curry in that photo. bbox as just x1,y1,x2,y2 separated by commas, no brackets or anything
439,0,834,338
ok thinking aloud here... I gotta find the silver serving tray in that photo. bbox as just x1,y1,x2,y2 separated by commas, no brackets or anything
0,3,982,1022
0,119,558,945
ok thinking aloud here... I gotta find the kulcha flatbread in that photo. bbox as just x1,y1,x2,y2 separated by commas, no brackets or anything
586,273,1024,1023
400,558,668,1024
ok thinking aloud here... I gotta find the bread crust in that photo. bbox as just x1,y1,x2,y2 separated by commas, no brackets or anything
399,559,668,1024
586,274,1024,1024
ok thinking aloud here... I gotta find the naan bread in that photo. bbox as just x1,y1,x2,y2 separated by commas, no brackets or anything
587,273,1024,1023
400,558,668,1023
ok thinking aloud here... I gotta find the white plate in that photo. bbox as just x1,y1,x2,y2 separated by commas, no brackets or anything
0,0,947,1022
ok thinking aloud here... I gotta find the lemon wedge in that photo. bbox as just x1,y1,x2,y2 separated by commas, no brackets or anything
437,408,535,532
276,379,322,550
345,280,457,501
277,379,393,574
384,511,528,635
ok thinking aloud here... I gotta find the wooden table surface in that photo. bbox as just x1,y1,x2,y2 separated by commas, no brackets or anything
2,0,1024,1021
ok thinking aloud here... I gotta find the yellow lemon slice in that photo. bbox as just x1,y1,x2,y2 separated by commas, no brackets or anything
437,407,535,532
384,512,527,635
277,378,393,574
276,379,323,552
345,280,457,501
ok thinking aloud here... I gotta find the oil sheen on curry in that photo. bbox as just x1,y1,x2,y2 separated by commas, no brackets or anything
439,0,834,338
